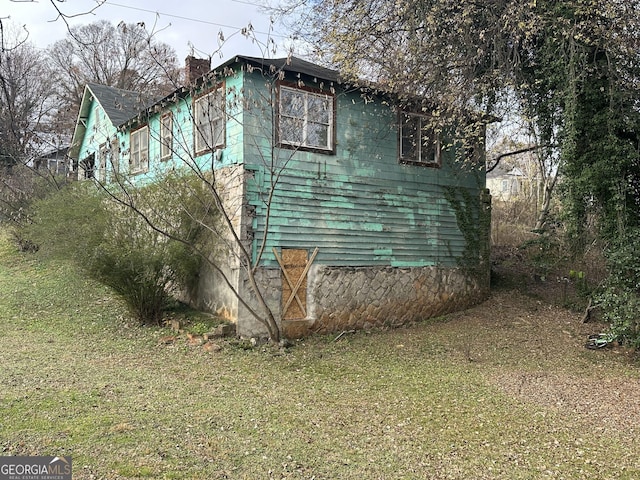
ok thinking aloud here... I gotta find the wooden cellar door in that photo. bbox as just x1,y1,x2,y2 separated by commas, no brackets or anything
273,247,318,320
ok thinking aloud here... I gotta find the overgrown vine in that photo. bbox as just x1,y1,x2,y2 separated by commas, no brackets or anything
443,184,491,290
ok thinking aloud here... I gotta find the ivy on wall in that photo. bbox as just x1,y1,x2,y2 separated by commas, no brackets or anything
443,185,491,290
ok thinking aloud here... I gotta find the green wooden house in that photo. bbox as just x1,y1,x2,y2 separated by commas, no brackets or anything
69,83,149,181
70,55,491,339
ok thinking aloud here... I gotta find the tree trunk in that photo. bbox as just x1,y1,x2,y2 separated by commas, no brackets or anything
533,180,556,231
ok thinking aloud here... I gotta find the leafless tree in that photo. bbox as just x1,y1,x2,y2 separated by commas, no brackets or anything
0,23,56,167
48,20,182,135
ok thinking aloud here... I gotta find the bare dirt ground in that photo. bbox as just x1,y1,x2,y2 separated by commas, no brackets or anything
458,245,640,437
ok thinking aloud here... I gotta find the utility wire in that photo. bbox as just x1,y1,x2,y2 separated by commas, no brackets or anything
103,1,288,38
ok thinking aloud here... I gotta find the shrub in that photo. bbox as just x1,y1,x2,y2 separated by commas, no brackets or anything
19,181,108,258
0,164,70,249
21,172,217,325
90,242,178,325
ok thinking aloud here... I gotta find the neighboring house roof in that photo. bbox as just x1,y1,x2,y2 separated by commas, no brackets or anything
30,144,69,166
31,145,70,175
507,166,524,177
35,144,70,160
69,83,156,160
486,163,526,179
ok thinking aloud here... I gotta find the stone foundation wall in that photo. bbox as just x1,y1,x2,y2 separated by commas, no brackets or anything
304,265,488,336
234,263,489,339
187,164,245,322
235,268,282,339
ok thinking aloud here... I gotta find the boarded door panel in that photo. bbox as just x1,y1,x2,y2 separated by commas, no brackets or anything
281,249,308,320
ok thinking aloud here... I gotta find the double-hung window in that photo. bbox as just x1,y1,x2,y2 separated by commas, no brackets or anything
399,112,441,167
160,113,173,160
130,126,149,174
194,86,225,155
278,85,334,152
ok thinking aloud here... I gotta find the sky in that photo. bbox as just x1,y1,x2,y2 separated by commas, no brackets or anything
1,0,293,66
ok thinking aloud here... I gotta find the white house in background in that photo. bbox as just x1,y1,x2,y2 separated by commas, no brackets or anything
486,164,527,201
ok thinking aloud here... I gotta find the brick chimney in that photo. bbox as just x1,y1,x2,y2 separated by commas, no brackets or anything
185,56,211,85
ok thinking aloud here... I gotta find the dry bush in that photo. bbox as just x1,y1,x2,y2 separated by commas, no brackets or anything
490,198,539,247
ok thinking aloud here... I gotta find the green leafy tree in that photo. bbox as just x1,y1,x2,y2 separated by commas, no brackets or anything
278,0,640,235
597,229,640,347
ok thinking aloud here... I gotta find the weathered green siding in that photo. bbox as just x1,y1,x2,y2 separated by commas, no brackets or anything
242,71,485,268
76,102,117,172
75,71,247,184
123,71,246,181
77,65,486,270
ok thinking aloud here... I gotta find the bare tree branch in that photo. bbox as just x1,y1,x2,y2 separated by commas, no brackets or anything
486,144,552,173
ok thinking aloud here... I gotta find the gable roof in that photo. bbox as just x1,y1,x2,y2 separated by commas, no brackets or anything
85,83,150,126
486,163,526,179
70,83,155,160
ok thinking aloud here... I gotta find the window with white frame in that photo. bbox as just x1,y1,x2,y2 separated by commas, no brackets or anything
278,85,334,152
130,126,149,174
194,86,225,154
160,113,173,160
399,112,441,167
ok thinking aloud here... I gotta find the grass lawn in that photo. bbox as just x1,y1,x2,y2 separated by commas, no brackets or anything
1,234,639,479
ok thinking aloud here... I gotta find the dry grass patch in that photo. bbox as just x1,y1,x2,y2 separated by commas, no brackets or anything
1,233,640,479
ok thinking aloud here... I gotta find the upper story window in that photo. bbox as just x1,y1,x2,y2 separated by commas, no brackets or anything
194,86,225,155
278,85,335,153
130,125,149,174
399,112,441,167
160,113,173,160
